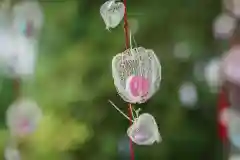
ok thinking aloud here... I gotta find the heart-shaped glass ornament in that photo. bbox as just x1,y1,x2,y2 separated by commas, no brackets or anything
127,113,161,145
12,1,44,38
100,0,124,30
6,98,42,137
112,47,161,103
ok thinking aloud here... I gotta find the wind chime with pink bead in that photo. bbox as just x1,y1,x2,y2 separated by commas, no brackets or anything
213,0,240,159
0,0,44,159
100,0,162,149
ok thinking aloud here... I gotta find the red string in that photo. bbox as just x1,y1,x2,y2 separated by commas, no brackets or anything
123,0,134,159
217,88,230,159
218,89,229,143
128,104,134,160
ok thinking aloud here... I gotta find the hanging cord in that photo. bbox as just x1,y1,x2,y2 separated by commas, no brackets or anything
218,88,230,159
122,0,134,159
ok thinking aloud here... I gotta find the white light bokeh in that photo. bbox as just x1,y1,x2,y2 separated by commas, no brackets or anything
178,82,198,108
229,154,240,160
204,58,222,93
173,41,191,60
222,46,240,86
193,61,206,82
223,0,240,17
213,13,236,39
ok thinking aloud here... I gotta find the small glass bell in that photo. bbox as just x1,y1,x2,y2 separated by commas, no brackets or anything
127,113,161,145
112,47,161,103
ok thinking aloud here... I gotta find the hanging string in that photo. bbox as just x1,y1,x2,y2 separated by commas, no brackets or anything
122,0,134,159
108,100,134,122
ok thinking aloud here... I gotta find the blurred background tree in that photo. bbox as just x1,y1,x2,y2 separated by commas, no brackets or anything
0,0,224,159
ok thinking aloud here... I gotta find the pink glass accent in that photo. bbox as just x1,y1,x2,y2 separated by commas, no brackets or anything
18,118,31,133
129,76,149,97
134,132,147,141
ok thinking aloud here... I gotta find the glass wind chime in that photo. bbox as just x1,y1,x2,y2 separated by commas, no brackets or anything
0,0,44,159
213,0,240,159
100,0,162,150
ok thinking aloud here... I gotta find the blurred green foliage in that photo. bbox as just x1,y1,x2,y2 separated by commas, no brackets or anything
0,0,224,159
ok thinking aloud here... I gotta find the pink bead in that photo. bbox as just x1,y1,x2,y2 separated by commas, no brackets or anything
128,76,149,97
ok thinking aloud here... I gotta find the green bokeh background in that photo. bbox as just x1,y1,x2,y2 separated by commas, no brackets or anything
0,0,224,159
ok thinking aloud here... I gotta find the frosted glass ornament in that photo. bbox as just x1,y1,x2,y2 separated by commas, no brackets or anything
222,46,240,86
4,145,20,160
112,47,161,103
100,0,124,30
0,30,15,65
213,13,236,39
6,33,37,77
12,1,44,37
6,98,42,137
0,30,37,77
127,113,161,145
